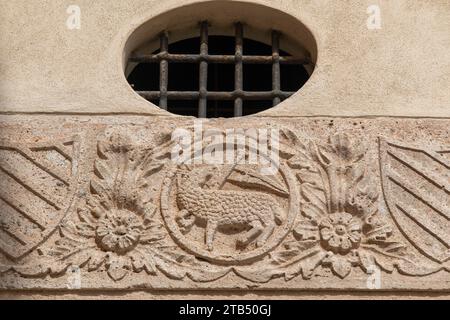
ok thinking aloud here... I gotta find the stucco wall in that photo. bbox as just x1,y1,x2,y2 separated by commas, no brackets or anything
1,0,449,117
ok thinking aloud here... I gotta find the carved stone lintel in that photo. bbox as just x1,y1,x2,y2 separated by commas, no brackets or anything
0,116,449,290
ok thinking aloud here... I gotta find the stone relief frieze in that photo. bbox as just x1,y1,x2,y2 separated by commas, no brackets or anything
0,119,449,289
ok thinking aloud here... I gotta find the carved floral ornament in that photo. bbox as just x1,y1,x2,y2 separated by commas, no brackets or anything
0,128,449,285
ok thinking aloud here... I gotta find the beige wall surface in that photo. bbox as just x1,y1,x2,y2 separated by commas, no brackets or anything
0,0,449,117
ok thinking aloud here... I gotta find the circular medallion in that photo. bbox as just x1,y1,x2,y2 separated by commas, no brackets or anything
161,160,299,265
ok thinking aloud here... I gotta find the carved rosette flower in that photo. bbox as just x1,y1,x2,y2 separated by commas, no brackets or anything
69,200,164,281
319,212,362,254
95,210,142,254
293,207,376,278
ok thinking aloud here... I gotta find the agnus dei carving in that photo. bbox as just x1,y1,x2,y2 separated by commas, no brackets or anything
160,131,298,265
0,125,449,289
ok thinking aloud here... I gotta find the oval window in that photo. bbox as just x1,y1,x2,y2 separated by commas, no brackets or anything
124,2,316,118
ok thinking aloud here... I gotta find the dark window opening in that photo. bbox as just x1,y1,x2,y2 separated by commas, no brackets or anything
127,22,312,118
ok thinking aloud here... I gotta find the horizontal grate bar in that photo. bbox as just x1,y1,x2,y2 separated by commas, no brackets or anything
137,90,295,101
130,53,311,65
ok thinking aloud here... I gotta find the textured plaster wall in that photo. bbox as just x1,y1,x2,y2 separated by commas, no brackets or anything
0,0,449,117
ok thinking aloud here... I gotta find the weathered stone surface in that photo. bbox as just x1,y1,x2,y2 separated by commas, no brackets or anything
0,115,448,291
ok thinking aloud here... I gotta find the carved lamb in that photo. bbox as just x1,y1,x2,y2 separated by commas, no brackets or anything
176,168,284,251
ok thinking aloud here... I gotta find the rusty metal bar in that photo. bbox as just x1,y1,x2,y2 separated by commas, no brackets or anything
132,23,309,116
137,90,295,101
130,53,309,65
159,31,169,109
234,22,243,117
272,30,281,106
198,21,208,118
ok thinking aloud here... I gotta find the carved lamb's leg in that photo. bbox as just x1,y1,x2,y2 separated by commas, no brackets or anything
176,209,195,234
205,220,219,251
237,220,263,247
256,219,275,247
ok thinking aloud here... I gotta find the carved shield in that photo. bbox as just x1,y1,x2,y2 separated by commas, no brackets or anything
0,136,80,261
379,139,450,263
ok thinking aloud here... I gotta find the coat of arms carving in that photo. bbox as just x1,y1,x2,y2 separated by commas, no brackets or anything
0,136,80,261
379,139,450,264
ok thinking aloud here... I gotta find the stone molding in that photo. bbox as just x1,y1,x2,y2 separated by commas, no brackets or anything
0,115,449,291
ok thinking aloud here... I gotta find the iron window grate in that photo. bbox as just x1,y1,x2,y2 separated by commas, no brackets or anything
129,21,312,118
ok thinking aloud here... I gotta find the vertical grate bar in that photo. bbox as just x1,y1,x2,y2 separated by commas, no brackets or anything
198,21,209,118
234,22,244,117
272,30,281,106
159,31,169,110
